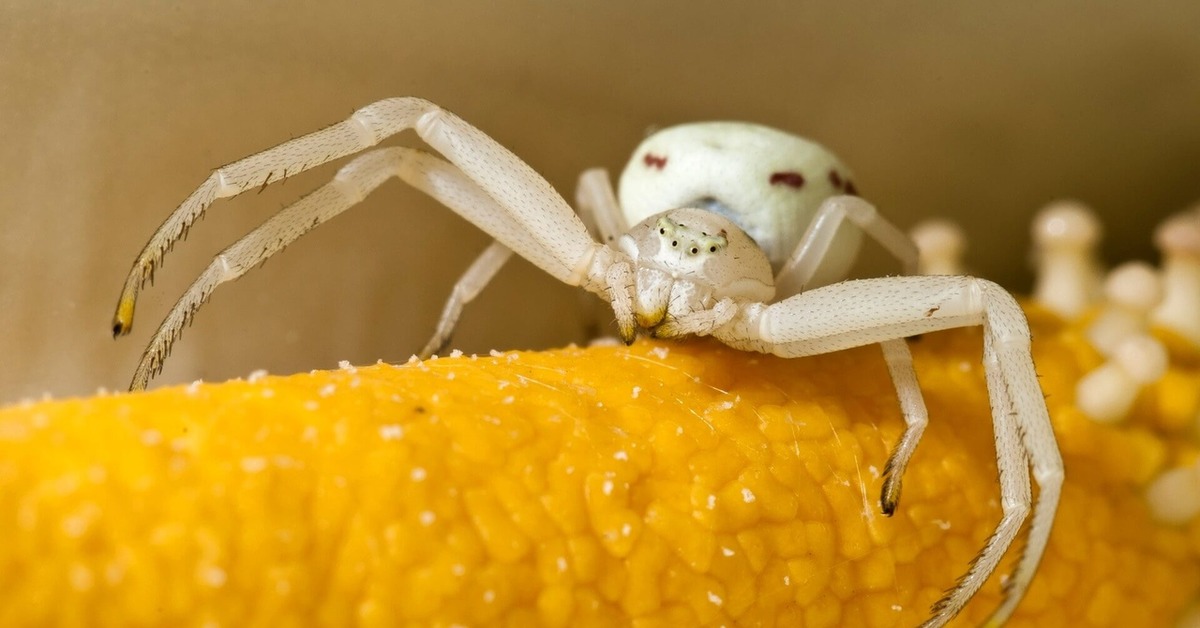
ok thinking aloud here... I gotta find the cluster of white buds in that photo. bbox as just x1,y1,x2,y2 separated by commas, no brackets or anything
1019,202,1199,424
912,203,1197,432
1075,334,1169,423
1075,261,1170,423
1022,203,1199,526
1084,262,1163,356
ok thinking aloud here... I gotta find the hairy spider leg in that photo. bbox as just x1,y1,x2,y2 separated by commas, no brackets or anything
417,166,632,357
128,146,603,389
714,275,1062,628
114,98,603,338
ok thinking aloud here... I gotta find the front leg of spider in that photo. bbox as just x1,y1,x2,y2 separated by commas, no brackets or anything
115,98,635,389
712,276,1062,628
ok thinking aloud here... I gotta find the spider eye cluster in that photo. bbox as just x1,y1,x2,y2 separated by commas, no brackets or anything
655,216,728,257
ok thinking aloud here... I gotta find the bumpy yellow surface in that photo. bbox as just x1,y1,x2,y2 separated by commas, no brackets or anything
1,314,1199,627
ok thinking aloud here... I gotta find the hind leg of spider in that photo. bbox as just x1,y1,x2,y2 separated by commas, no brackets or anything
774,195,919,296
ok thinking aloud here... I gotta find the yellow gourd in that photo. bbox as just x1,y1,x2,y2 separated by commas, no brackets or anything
0,309,1197,626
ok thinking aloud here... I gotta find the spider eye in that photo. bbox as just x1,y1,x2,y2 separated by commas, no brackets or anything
709,246,717,252
690,247,698,254
659,228,665,234
671,240,678,247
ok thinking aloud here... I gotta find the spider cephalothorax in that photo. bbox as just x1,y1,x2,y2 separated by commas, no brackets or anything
615,210,774,333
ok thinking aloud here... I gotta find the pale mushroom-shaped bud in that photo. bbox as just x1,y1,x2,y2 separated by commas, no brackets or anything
1031,200,1104,319
1085,261,1163,356
1075,334,1169,423
1150,211,1200,347
1144,463,1200,525
909,219,967,275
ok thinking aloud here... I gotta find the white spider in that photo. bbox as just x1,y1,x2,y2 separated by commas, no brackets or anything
112,97,1063,627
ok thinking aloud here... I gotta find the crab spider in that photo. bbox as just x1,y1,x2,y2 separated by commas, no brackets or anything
113,97,1062,627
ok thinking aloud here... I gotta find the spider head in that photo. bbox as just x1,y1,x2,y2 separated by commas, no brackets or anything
619,208,776,308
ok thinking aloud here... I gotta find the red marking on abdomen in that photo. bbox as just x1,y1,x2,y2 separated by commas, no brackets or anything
769,171,806,188
643,153,667,170
828,170,843,188
844,180,858,195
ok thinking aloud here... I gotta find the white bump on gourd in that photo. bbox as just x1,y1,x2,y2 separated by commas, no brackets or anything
1075,334,1169,423
1085,261,1163,356
1149,211,1200,347
1031,200,1104,319
909,219,967,276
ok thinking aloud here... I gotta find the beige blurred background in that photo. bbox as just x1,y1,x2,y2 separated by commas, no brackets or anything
2,1,1199,402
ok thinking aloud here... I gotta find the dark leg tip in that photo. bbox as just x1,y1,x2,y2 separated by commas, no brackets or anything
880,479,901,517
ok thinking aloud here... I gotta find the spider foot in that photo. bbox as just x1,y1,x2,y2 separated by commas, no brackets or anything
879,454,905,516
649,319,682,339
417,333,453,361
112,293,137,338
879,473,902,517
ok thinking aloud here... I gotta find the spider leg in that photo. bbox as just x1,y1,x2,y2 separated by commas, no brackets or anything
650,298,738,338
129,146,596,390
116,97,603,336
116,98,436,335
774,195,918,296
575,168,628,247
877,337,929,516
418,241,513,359
413,106,601,283
923,311,1032,627
717,276,1061,627
773,195,927,516
573,168,633,338
421,167,633,356
415,107,639,335
978,285,1063,627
